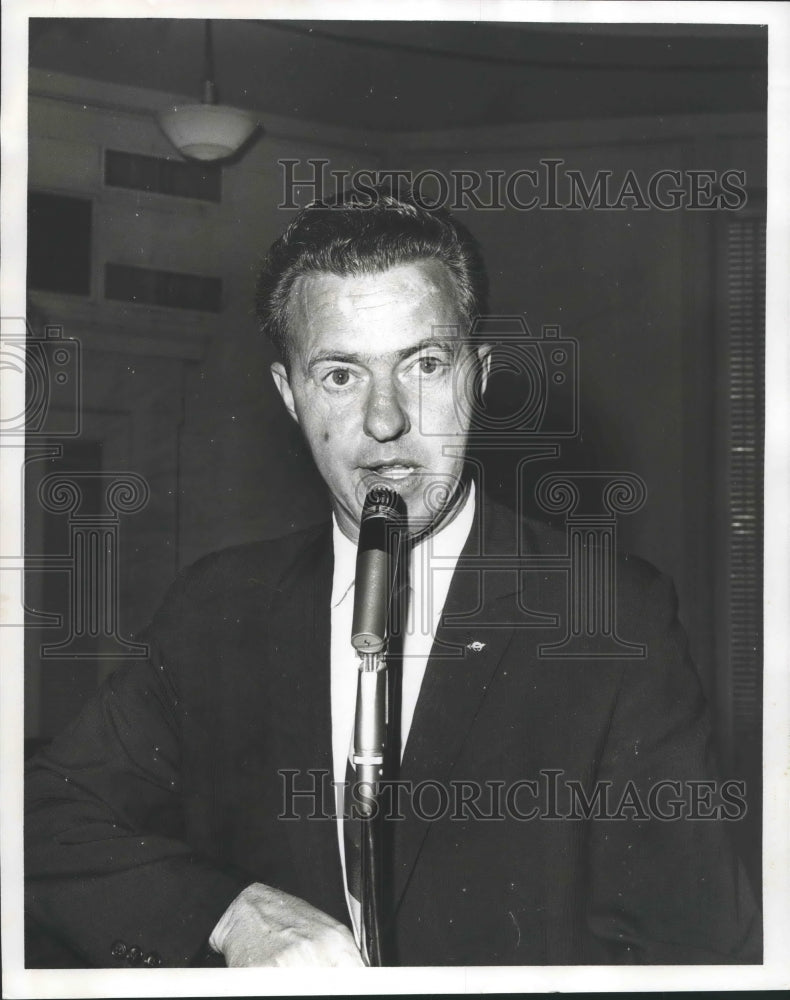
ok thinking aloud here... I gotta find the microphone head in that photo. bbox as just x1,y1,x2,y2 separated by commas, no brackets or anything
361,485,408,524
351,487,408,653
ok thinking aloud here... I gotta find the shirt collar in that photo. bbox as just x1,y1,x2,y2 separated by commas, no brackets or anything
330,480,476,609
330,519,359,609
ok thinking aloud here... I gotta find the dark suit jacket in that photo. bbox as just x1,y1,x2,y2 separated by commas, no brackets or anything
25,499,760,966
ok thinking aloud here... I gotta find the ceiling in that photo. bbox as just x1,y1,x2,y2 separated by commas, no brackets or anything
29,18,767,132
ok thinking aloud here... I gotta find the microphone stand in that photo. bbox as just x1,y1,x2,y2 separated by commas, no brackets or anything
350,486,407,965
353,651,388,966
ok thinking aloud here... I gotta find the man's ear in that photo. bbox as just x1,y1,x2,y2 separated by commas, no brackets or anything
271,362,299,425
476,344,493,396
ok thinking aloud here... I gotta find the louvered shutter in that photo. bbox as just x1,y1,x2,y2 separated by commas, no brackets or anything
722,215,765,744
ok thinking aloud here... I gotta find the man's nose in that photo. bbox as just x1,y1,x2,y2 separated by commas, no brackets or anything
362,379,410,442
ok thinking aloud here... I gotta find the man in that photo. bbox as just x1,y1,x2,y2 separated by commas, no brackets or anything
25,185,759,967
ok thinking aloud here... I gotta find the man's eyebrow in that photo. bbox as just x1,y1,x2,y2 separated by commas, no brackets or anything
306,350,361,370
396,337,460,360
306,338,460,370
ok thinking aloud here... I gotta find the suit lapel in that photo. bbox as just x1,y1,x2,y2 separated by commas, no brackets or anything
391,500,519,910
266,524,348,923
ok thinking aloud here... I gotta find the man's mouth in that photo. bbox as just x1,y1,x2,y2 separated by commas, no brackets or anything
363,461,419,482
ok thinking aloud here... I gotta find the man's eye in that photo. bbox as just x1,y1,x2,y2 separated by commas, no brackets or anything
323,368,353,388
417,356,446,375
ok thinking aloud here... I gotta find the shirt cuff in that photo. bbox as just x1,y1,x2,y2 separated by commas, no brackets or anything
208,884,252,954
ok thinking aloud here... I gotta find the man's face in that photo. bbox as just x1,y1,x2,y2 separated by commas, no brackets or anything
271,260,489,541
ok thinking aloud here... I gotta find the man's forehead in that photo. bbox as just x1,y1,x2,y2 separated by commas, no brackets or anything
288,259,462,324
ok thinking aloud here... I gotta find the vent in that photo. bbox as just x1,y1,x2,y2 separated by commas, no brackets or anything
105,150,221,202
105,263,222,312
28,191,92,295
724,216,765,737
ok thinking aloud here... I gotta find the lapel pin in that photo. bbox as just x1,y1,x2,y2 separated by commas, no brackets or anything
466,640,486,653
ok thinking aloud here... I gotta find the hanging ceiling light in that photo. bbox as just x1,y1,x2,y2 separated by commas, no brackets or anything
157,21,258,162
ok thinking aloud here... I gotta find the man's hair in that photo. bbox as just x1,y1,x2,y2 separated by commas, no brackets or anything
255,182,489,365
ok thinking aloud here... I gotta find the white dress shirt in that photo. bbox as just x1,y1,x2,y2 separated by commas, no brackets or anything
330,481,476,941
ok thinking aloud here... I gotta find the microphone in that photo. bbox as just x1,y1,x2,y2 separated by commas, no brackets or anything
350,486,407,965
351,486,407,654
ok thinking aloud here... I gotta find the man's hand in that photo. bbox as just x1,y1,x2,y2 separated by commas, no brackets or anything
208,883,365,967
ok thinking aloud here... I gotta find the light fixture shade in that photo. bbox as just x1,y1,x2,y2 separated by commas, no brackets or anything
157,103,257,161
